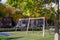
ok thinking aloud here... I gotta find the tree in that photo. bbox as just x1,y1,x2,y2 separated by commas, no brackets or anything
0,3,6,17
54,0,59,40
6,0,55,23
0,0,1,2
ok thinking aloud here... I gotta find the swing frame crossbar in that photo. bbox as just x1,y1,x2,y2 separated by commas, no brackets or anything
16,17,45,37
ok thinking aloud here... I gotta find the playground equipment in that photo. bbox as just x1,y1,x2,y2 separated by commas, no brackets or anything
16,17,46,37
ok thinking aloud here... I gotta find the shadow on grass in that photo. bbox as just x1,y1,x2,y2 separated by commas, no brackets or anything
0,36,23,40
8,36,23,40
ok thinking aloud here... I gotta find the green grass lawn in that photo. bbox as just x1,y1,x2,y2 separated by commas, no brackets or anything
0,31,55,40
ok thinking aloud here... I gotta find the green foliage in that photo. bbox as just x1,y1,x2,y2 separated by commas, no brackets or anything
0,3,6,17
6,0,55,22
0,12,5,17
0,0,1,2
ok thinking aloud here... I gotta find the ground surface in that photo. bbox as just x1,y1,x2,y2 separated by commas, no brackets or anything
0,31,55,40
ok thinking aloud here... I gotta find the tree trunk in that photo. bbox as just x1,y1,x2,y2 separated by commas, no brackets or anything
54,0,59,40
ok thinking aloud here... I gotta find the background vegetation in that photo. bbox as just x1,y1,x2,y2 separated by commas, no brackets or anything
0,0,60,25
